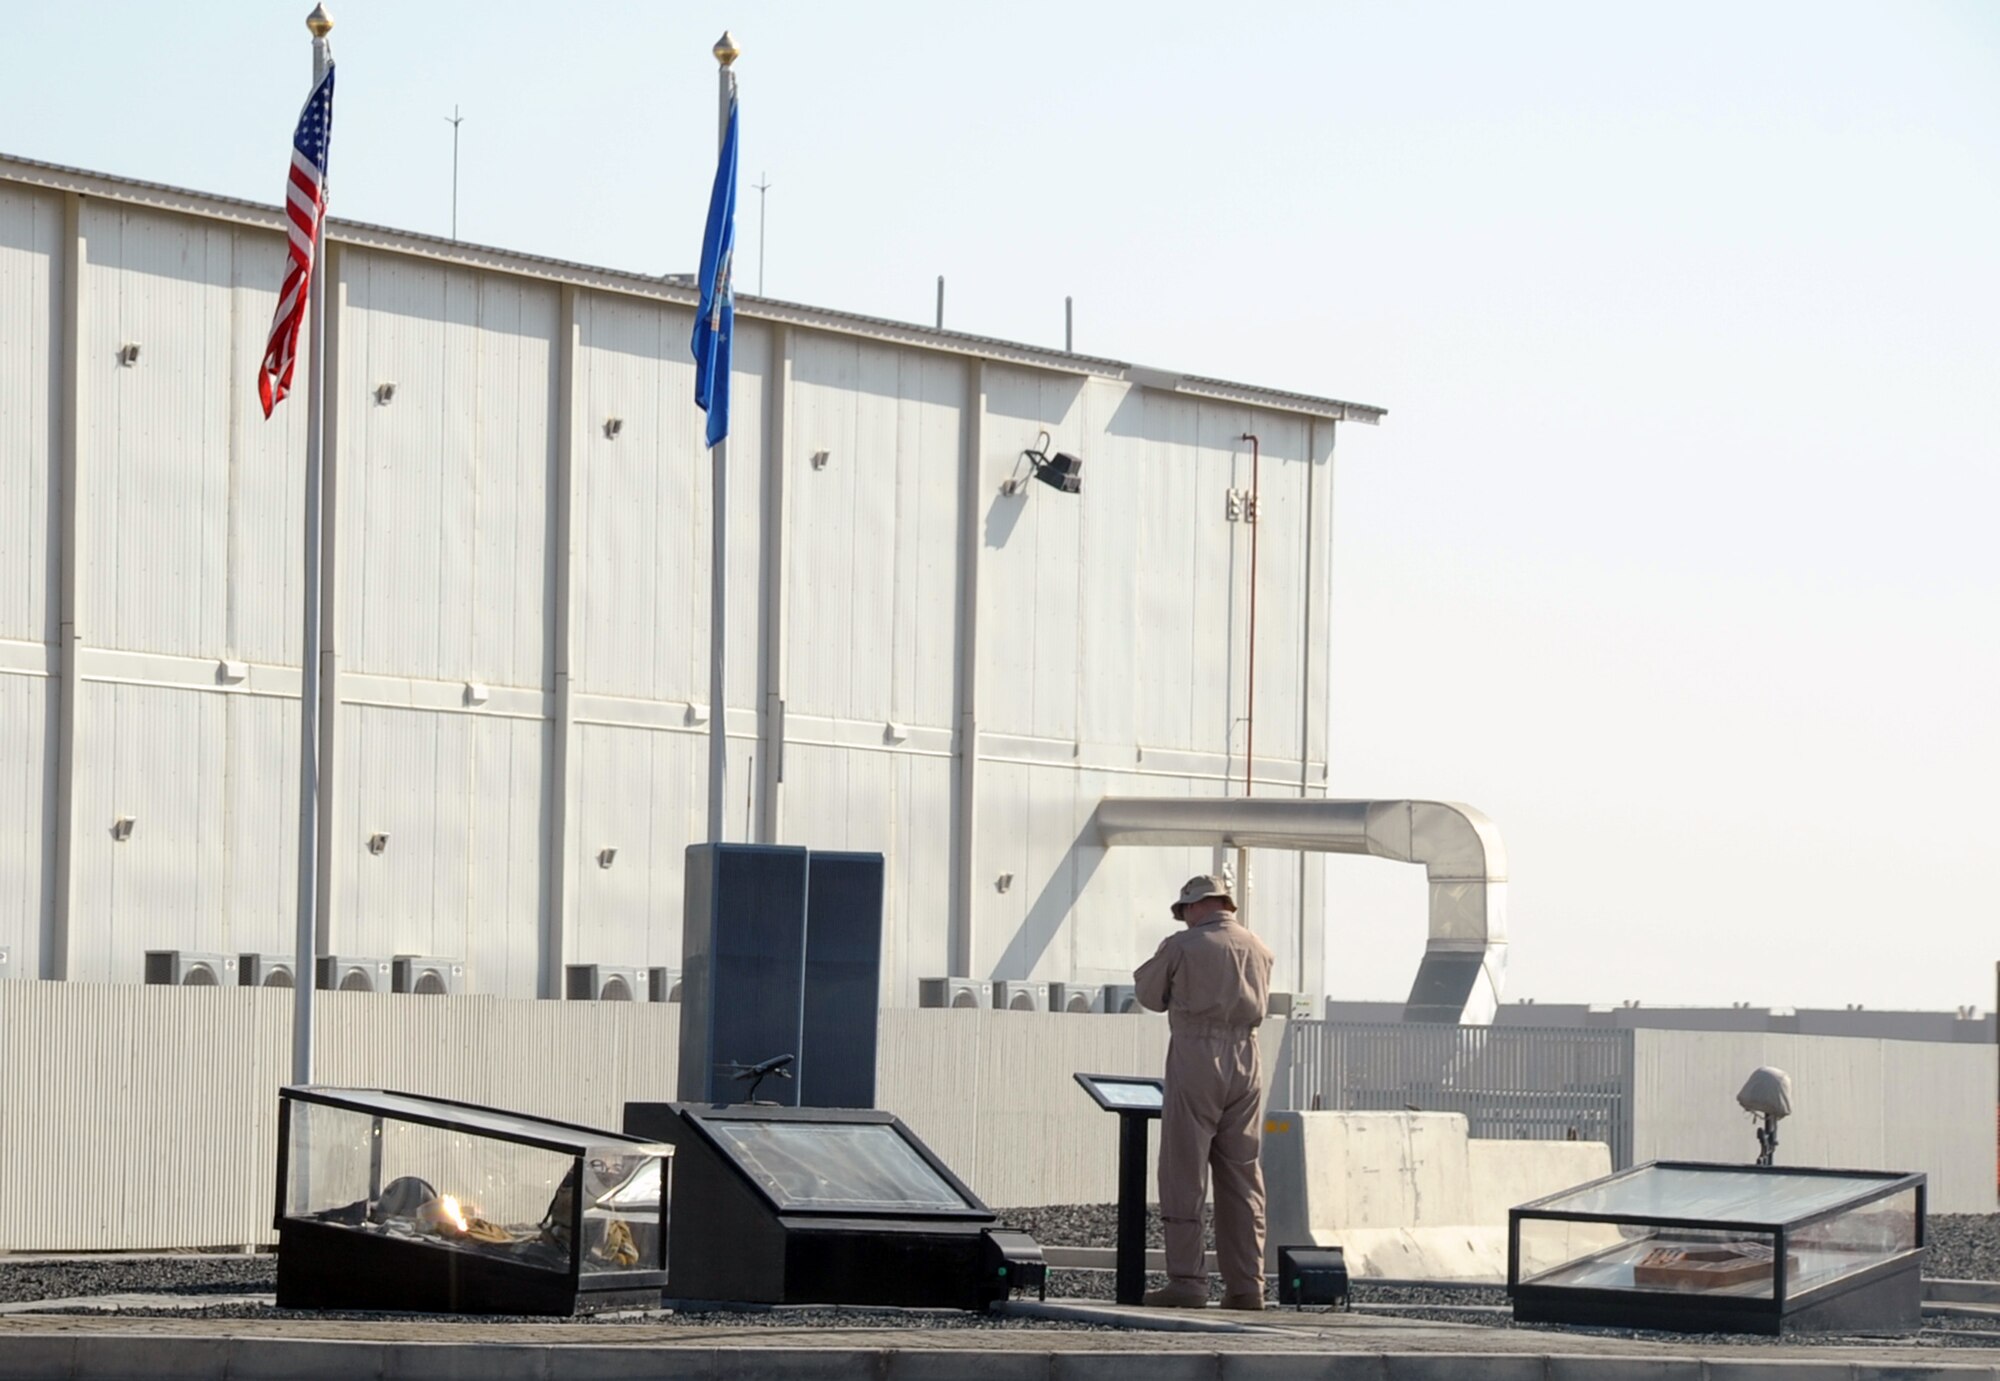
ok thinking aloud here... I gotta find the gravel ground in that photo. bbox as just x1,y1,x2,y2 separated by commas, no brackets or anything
1923,1214,1999,1281
1,1208,1994,1342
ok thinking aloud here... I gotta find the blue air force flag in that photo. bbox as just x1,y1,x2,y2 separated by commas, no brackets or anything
692,99,739,449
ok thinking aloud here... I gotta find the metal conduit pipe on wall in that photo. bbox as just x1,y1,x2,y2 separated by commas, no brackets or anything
1094,796,1508,1025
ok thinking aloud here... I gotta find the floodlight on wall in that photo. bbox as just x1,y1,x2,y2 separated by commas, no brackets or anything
217,659,248,684
374,382,396,405
604,417,624,439
1000,431,1082,497
111,816,135,842
810,449,831,470
598,846,618,869
463,681,489,706
994,872,1013,893
367,831,389,856
117,343,141,366
684,702,709,726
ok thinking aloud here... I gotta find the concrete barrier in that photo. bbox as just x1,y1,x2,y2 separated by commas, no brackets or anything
1260,1110,1612,1281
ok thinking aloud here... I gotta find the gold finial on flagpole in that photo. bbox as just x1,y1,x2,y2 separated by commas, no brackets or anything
713,31,741,67
306,4,334,37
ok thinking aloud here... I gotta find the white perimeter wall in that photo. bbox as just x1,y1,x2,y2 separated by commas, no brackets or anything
0,983,1226,1250
0,169,1341,1005
1634,1029,1997,1215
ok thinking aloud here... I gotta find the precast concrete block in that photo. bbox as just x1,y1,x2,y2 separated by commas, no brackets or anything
66,1334,228,1381
554,1345,722,1381
1374,1354,1544,1381
888,1350,1054,1381
221,1336,395,1381
1220,1352,1373,1381
0,1335,76,1381
1052,1353,1222,1381
1698,1363,1864,1381
713,1349,890,1381
1545,1357,1704,1381
382,1341,552,1381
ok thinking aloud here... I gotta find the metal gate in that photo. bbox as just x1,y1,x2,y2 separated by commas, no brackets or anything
1273,1022,1635,1168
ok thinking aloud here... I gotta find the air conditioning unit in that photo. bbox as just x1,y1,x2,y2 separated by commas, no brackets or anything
1047,982,1100,1014
316,955,391,992
238,953,297,988
1267,991,1316,1020
144,950,238,986
646,966,682,1003
566,964,649,1002
392,955,466,996
918,977,988,1010
1100,982,1143,1014
991,980,1047,1012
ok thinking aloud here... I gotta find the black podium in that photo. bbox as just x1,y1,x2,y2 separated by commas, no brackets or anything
1074,1073,1166,1306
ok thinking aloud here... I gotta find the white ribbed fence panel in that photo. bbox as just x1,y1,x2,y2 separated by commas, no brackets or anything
0,182,57,646
874,1007,1178,1209
1632,1029,1996,1214
0,983,680,1252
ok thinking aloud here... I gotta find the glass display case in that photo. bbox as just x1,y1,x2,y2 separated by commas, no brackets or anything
623,1102,1045,1310
276,1087,672,1315
1509,1161,1925,1335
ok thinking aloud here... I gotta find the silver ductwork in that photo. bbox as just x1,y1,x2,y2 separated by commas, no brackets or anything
1093,798,1508,1025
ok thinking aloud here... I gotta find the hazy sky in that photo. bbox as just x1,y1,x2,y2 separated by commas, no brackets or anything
4,2,1994,1011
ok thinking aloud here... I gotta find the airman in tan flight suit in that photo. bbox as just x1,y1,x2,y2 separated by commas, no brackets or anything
1133,874,1274,1309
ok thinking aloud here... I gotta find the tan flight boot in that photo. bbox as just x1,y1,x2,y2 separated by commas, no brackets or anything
1142,1281,1209,1309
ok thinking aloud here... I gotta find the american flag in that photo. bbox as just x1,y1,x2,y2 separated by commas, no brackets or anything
258,63,335,418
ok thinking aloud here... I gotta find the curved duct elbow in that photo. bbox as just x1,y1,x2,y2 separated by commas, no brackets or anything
1094,797,1508,1025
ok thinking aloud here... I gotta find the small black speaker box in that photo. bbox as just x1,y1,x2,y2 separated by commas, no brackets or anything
1277,1245,1349,1308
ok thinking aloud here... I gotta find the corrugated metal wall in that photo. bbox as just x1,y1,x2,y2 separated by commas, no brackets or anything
1633,1028,1997,1214
1,165,1336,1005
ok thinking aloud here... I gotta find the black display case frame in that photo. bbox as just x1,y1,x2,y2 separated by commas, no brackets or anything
275,1086,672,1316
1508,1160,1926,1336
624,1101,1041,1310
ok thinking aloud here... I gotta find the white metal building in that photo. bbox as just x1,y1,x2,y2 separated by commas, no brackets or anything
0,152,1383,1006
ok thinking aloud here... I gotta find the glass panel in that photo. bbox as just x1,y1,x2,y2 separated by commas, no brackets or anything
284,1101,579,1274
295,1089,617,1151
1520,1218,1783,1298
1092,1079,1164,1111
1535,1166,1890,1224
704,1119,972,1213
575,1145,669,1275
1789,1186,1921,1295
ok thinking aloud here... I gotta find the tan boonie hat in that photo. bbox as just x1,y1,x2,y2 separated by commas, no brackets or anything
1175,874,1236,910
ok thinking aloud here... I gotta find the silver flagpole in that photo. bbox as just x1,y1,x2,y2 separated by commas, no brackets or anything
706,32,738,845
292,2,334,1086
